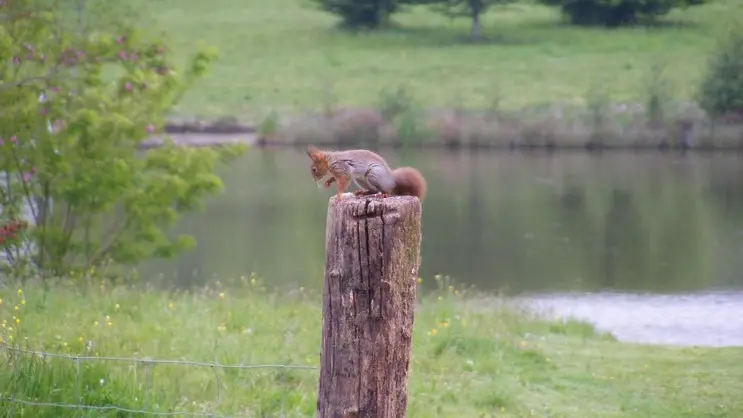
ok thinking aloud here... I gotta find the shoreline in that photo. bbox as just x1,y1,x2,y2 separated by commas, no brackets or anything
158,106,743,151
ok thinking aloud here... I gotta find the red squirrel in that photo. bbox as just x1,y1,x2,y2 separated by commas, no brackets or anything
306,145,427,201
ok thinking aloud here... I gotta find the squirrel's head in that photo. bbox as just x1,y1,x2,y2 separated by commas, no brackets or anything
306,145,334,188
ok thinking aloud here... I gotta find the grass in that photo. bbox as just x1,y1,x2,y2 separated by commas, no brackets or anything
1,275,743,417
117,0,743,149
124,0,742,118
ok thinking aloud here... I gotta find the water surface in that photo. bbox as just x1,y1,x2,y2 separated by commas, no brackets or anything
140,147,743,346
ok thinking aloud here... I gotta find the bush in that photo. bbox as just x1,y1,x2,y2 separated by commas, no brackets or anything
536,0,709,27
311,0,401,28
698,29,743,120
0,0,244,277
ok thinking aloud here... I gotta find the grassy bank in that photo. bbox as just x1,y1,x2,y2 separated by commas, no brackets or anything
124,0,743,149
1,276,742,417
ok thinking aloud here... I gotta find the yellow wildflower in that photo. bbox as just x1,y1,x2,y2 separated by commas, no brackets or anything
17,289,22,295
15,318,20,325
0,298,3,305
20,299,25,305
426,328,439,336
219,292,225,300
168,302,174,310
115,304,120,310
93,321,99,327
14,305,19,311
417,277,423,284
107,321,113,327
217,325,226,332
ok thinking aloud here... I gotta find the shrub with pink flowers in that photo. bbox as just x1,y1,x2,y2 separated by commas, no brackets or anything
0,0,244,277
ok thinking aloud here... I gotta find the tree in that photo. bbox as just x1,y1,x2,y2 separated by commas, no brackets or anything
311,0,401,29
0,0,244,278
698,28,743,120
429,0,515,41
536,0,709,27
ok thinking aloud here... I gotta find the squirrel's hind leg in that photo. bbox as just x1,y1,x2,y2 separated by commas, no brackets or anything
365,171,395,197
352,177,379,196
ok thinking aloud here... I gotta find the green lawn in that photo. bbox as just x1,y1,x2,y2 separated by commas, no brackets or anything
2,276,742,417
126,0,742,119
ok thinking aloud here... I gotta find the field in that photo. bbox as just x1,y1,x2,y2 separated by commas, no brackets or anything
2,276,743,417
124,0,742,120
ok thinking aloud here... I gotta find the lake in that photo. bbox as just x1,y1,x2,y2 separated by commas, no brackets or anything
141,146,743,346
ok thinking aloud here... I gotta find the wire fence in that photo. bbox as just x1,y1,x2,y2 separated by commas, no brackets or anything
0,344,320,417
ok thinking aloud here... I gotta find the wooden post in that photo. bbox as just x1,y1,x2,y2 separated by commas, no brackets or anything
317,194,422,418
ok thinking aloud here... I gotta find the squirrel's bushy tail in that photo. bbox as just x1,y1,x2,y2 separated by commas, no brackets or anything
391,167,427,201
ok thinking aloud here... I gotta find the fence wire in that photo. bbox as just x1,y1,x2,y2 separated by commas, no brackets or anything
0,344,319,417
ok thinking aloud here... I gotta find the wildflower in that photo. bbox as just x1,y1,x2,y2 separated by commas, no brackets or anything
437,296,443,301
107,321,113,327
426,328,438,336
217,325,226,332
14,305,19,311
0,298,3,305
417,277,423,284
20,299,25,305
78,336,84,344
439,321,449,329
168,302,174,310
63,342,67,347
93,321,99,327
250,277,256,285
115,304,120,310
105,315,110,321
17,289,22,295
146,124,155,134
219,292,225,300
15,318,20,325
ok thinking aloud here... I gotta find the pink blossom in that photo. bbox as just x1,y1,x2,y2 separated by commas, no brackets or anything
146,125,155,134
10,136,17,144
0,138,4,146
125,82,133,91
40,108,48,115
12,56,20,65
118,50,127,60
22,172,31,182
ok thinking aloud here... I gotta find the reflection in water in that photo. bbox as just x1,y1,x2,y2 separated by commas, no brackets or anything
525,291,743,347
141,148,743,295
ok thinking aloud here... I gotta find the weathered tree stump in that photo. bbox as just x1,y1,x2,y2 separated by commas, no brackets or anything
317,194,422,418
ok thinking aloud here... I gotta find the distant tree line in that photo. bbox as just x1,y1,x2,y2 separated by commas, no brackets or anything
312,0,710,36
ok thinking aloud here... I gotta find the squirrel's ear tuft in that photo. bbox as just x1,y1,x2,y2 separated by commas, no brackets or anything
307,145,321,159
